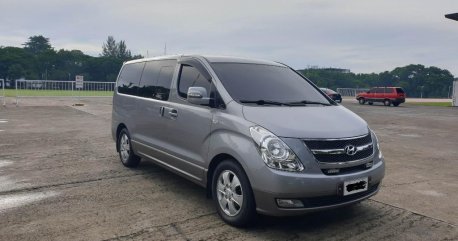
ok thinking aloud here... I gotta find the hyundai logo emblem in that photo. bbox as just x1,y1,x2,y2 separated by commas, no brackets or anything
344,145,357,156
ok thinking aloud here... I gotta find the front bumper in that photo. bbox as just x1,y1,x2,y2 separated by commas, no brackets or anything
252,160,384,216
249,134,385,216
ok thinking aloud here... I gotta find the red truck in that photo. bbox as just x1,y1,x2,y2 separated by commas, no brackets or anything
356,87,406,106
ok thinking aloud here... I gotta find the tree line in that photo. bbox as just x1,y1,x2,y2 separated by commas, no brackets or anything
299,65,455,98
0,35,141,84
0,35,455,98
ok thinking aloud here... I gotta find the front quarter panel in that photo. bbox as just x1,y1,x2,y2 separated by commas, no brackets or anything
206,102,266,189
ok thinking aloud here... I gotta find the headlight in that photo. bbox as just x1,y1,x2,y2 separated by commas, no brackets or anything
249,126,304,172
372,130,383,159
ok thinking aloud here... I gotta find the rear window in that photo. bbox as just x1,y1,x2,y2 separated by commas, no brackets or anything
117,62,145,95
211,63,330,104
396,88,405,94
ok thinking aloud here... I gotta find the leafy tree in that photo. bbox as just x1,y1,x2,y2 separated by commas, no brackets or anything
102,36,118,58
7,64,25,80
23,35,53,54
101,36,133,60
299,64,454,98
117,40,132,59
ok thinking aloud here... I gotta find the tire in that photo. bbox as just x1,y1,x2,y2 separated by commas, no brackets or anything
337,99,342,103
212,160,256,227
368,102,373,105
117,128,141,168
393,102,400,107
358,98,366,105
383,99,391,106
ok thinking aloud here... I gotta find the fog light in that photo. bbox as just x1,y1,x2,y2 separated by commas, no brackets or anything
276,199,304,208
366,162,373,168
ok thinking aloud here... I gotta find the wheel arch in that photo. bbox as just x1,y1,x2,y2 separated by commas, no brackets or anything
206,153,244,198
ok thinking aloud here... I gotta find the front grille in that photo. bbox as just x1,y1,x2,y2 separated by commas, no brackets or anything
314,147,373,162
304,134,373,163
304,134,372,149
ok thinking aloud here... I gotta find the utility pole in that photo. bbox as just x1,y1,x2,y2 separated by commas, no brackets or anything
164,43,167,55
420,86,424,98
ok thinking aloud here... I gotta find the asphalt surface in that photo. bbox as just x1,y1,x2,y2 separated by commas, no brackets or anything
0,98,457,241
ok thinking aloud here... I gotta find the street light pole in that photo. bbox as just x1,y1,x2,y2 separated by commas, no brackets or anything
448,85,452,99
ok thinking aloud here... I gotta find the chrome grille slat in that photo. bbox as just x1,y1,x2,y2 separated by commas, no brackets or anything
304,134,374,163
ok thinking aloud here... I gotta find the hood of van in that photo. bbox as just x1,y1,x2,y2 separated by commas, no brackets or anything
242,105,368,139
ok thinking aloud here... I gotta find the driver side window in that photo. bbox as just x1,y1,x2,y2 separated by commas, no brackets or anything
177,65,211,98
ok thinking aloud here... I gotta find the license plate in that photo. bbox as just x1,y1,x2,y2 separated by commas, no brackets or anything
343,177,368,196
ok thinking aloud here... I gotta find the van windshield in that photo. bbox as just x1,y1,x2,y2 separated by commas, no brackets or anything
210,63,332,106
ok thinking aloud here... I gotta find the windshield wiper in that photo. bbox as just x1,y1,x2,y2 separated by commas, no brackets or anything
287,100,333,106
239,100,292,106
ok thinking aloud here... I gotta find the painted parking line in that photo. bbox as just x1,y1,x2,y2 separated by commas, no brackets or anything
0,191,58,213
0,119,8,123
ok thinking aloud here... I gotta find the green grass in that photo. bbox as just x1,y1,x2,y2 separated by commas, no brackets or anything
409,102,452,107
2,89,113,97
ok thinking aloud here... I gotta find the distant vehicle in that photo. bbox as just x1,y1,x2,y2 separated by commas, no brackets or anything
320,88,342,103
357,87,406,107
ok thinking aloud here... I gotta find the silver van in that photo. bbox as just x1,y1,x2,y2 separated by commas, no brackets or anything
112,55,385,226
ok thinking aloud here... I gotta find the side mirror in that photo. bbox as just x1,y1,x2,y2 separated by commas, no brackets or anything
187,87,210,106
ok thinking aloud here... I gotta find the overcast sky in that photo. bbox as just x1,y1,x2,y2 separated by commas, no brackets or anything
0,0,457,75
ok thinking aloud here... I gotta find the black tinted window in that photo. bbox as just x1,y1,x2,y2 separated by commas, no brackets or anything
178,65,211,98
211,63,329,104
155,66,174,100
138,60,176,100
138,61,160,98
117,62,145,95
396,88,405,93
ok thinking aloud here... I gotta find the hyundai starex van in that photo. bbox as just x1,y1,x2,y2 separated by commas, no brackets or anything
112,55,385,227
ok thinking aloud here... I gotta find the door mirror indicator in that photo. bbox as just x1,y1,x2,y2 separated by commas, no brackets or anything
187,87,210,106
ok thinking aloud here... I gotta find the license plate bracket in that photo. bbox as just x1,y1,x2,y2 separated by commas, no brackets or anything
343,177,368,196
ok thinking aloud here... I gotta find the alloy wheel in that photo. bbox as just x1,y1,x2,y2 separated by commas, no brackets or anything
216,170,243,216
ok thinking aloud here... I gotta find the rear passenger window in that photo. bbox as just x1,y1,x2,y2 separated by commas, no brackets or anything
178,65,211,98
117,62,145,95
155,66,174,101
138,60,177,100
138,61,161,98
396,88,405,93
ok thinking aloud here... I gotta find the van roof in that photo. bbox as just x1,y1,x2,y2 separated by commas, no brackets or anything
123,54,284,67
